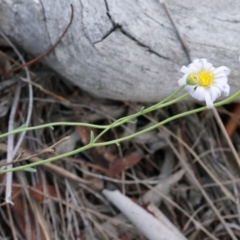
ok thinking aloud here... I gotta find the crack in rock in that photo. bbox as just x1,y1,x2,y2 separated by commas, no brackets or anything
119,26,169,60
99,0,170,60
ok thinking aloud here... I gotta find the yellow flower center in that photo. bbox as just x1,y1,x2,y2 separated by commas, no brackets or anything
197,71,214,88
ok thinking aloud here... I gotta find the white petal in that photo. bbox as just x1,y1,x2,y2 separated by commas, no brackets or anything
191,87,206,101
213,66,230,76
203,65,215,72
188,59,202,72
213,78,228,88
209,86,221,102
222,84,230,96
205,93,214,108
209,66,215,72
205,62,214,70
213,80,228,91
200,58,215,72
215,72,228,79
185,85,195,95
187,64,198,72
200,59,212,69
193,59,203,69
214,74,228,82
178,73,188,86
178,77,186,86
193,59,201,64
180,66,191,74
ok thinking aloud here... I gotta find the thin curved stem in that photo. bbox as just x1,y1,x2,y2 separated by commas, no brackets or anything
1,90,240,174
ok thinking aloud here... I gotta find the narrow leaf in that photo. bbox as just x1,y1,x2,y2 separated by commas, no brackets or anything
90,130,95,144
24,167,36,173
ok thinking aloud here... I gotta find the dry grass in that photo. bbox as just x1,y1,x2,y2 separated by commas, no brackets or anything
1,35,240,240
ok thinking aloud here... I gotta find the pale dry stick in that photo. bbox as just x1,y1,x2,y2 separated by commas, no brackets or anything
5,81,22,204
0,30,33,203
166,137,237,240
212,108,240,170
136,175,217,239
102,170,185,239
147,203,187,240
103,170,216,240
103,189,188,240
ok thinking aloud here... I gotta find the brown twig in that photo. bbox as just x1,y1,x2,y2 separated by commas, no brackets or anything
7,4,74,74
21,77,71,106
0,136,70,167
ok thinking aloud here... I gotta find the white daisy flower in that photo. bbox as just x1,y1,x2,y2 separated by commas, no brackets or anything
178,59,230,108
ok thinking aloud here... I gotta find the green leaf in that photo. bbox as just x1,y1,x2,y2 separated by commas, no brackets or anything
90,131,95,144
24,167,37,173
130,119,137,124
16,124,27,130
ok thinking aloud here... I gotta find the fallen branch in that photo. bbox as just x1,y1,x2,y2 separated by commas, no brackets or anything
102,189,187,240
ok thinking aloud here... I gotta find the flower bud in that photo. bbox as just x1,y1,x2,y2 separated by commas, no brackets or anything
186,73,198,85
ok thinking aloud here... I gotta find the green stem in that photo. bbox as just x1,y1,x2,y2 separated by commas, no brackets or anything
150,84,186,106
0,88,188,141
93,93,189,143
2,90,239,175
0,122,108,140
